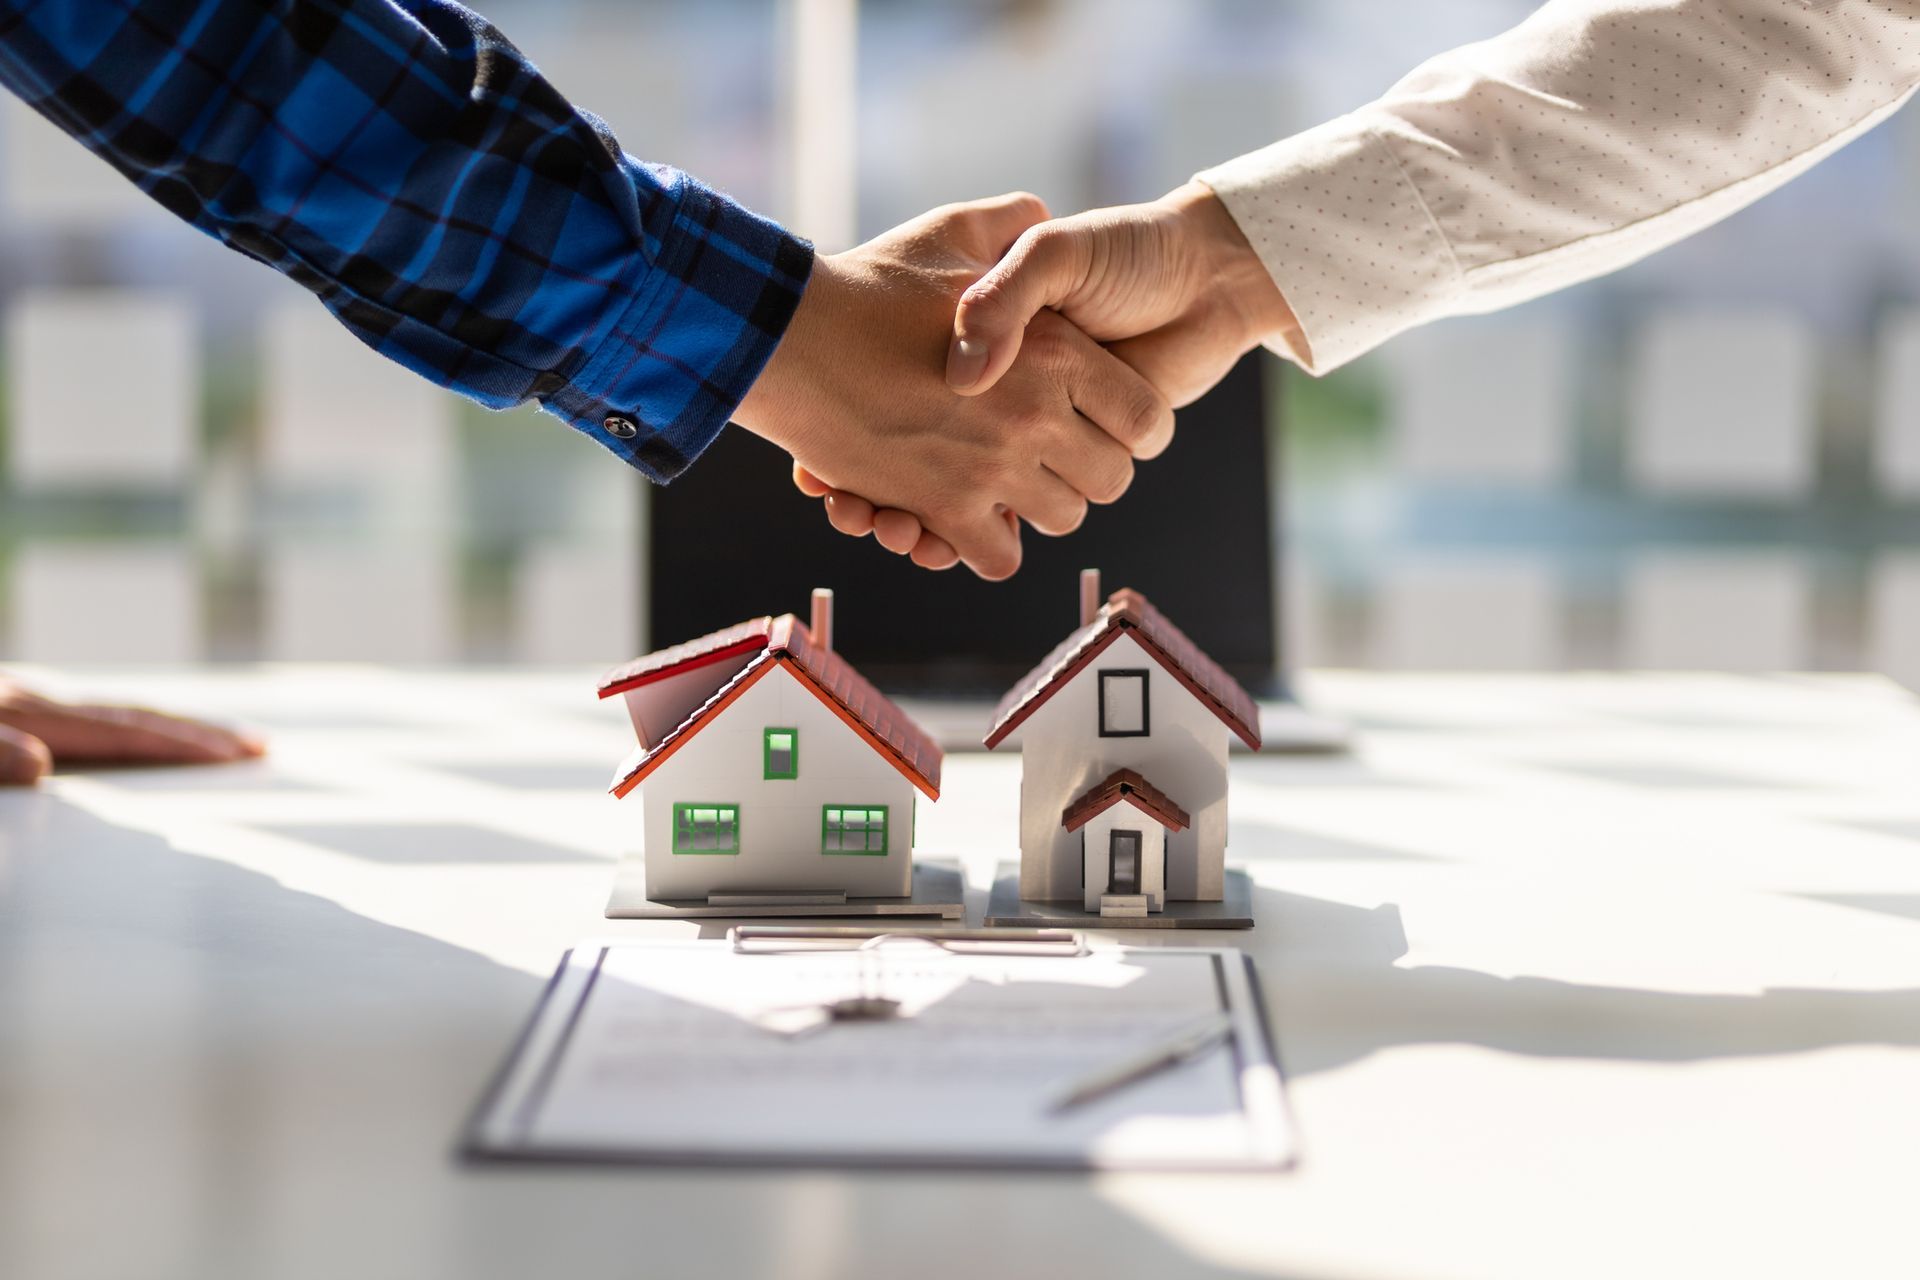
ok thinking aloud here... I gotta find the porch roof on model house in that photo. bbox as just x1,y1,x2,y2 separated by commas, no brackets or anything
1061,768,1192,833
597,598,942,801
983,581,1264,752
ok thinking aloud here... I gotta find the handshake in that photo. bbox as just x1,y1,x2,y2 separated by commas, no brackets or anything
732,181,1301,580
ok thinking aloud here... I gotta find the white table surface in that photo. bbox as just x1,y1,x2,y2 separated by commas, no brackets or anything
4,666,1919,1280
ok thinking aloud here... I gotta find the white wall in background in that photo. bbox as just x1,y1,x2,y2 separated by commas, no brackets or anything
261,302,454,529
1874,310,1920,495
6,291,197,488
1868,554,1920,690
780,0,858,250
1281,546,1329,671
859,14,1092,230
0,95,150,223
8,543,200,662
1388,317,1573,487
1628,311,1816,496
1623,552,1809,670
263,546,455,662
515,542,639,664
1371,556,1561,669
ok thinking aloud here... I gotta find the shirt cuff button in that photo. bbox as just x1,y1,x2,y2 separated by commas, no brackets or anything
603,414,639,439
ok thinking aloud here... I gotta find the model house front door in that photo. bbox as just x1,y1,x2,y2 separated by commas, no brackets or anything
1109,830,1142,895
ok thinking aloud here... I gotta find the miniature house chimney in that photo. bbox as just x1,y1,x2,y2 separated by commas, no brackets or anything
1079,568,1101,628
811,587,834,652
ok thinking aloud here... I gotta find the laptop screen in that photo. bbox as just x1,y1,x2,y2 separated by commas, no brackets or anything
646,353,1283,697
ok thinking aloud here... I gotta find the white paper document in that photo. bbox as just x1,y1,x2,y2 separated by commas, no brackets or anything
465,939,1292,1171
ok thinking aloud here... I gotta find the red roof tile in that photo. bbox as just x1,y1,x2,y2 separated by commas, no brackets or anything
602,614,942,800
984,588,1262,751
1061,768,1191,833
597,617,773,696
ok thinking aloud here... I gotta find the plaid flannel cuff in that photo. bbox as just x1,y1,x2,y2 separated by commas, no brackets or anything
548,179,814,482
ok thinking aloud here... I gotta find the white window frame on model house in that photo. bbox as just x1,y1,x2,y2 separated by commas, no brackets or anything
1098,668,1151,737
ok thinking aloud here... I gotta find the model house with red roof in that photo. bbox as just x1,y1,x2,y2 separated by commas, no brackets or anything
984,571,1262,925
597,590,954,917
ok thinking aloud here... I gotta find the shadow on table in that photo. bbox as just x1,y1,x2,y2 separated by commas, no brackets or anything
68,760,335,792
0,798,1304,1280
416,760,615,791
13,796,1915,1280
1256,885,1920,1078
247,820,609,864
1233,817,1445,863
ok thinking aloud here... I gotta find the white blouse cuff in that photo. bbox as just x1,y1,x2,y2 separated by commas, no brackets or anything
1196,113,1463,375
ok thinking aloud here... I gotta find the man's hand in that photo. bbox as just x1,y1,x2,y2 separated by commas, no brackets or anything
733,193,1173,580
794,182,1301,561
0,679,266,785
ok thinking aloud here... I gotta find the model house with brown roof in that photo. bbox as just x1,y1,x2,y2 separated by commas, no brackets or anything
597,589,956,918
984,571,1262,925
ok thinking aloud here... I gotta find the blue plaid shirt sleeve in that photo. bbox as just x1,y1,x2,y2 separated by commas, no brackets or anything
0,0,814,481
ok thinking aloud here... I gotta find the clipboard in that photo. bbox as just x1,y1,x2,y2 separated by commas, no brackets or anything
462,931,1294,1172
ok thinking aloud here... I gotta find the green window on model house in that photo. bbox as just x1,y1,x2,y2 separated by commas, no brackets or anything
821,805,888,855
672,803,740,854
763,728,798,779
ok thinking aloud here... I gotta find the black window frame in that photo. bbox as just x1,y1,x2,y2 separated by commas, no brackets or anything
1097,668,1152,738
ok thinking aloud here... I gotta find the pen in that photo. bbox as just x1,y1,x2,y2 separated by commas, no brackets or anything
1047,1012,1235,1113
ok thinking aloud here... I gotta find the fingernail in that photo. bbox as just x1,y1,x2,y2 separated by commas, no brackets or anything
946,336,988,390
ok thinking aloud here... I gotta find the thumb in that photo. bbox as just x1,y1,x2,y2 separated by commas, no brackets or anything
946,223,1090,396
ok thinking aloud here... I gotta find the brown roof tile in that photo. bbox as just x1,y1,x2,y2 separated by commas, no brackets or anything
603,614,942,800
984,588,1262,751
1061,768,1190,832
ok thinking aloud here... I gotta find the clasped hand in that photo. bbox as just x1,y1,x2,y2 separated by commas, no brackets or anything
737,182,1300,578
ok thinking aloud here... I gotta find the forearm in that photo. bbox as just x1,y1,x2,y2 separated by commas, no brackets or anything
0,0,810,479
1201,0,1920,373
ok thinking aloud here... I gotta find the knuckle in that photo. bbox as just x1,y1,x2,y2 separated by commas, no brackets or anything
1007,190,1048,218
968,452,1017,491
959,278,1012,325
1093,456,1135,504
1124,390,1172,450
873,516,916,554
1026,509,1065,537
1023,223,1067,260
1021,224,1083,281
1020,326,1071,374
979,549,1020,581
1000,401,1053,438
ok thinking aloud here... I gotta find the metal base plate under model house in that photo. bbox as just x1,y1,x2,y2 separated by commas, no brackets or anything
605,857,967,920
983,863,1255,929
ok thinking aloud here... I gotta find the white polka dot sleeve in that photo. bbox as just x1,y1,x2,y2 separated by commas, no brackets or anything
1198,0,1920,374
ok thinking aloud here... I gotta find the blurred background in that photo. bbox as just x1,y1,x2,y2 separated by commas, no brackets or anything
1,0,1917,686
